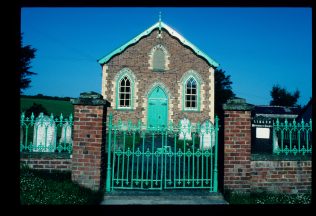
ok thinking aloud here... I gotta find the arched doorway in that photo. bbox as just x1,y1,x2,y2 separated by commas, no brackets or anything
147,86,168,129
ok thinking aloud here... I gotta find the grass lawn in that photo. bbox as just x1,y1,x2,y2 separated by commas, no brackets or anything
224,191,311,204
20,167,104,205
20,97,74,117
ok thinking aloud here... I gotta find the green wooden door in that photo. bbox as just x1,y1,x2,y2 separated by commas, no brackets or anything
148,86,168,129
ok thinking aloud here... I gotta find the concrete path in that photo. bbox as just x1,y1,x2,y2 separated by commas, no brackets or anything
101,190,229,205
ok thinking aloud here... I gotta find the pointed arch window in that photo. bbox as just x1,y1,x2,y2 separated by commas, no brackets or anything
180,70,202,112
118,76,131,108
185,77,198,109
115,68,136,110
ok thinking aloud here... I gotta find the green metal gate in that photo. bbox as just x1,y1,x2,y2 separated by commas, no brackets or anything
105,114,219,192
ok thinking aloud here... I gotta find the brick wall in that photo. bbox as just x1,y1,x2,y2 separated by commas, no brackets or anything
223,98,311,195
223,110,252,192
20,153,71,172
251,160,312,194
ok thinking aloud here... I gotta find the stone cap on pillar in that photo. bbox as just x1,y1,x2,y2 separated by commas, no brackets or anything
223,97,254,111
71,91,110,106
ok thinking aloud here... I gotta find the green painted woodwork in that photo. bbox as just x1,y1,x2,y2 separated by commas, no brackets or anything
105,113,219,192
20,112,73,154
147,86,168,129
273,118,312,155
97,21,219,68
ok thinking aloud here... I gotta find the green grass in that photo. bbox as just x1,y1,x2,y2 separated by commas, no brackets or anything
20,97,73,117
224,191,311,204
20,166,104,205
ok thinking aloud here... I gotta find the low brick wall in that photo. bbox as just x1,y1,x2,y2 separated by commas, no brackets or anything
20,152,72,172
250,157,312,194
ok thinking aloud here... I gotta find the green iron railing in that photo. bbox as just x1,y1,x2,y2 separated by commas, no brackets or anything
105,113,219,192
273,118,312,155
20,112,73,154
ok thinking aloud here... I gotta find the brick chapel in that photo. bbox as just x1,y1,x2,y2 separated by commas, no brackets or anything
98,18,219,128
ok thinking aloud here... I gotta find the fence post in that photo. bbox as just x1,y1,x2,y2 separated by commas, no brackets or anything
223,98,254,194
71,91,110,191
212,115,219,192
106,113,113,192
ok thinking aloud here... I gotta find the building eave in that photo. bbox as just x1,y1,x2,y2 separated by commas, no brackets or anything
97,21,219,68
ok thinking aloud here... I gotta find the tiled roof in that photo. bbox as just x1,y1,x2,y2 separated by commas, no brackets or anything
254,105,300,115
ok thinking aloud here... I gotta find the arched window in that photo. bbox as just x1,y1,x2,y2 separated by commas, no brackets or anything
114,68,136,110
149,44,170,71
185,77,198,109
180,70,202,112
118,76,131,108
152,48,166,71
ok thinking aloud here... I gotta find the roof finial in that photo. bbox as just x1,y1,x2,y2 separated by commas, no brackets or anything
159,11,162,32
157,11,163,38
159,11,162,23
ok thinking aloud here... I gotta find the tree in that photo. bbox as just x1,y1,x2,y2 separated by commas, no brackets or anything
24,103,48,118
270,85,300,107
19,34,37,94
214,68,235,116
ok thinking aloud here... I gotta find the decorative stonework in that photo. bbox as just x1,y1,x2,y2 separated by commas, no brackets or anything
111,79,116,108
148,44,170,71
178,81,182,111
145,81,171,98
180,70,203,84
200,83,205,111
209,67,215,123
141,97,148,125
134,80,139,109
101,64,108,99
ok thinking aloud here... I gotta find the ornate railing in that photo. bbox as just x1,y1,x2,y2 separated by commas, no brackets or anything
273,118,312,155
20,112,73,154
105,113,219,192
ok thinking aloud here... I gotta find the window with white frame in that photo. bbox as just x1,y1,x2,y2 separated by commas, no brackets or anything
185,77,198,110
118,76,131,108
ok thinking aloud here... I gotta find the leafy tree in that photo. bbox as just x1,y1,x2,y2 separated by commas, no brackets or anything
269,85,300,107
215,68,235,116
24,103,48,118
19,34,37,94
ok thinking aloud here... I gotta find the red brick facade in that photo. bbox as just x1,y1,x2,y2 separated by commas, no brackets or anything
71,104,106,191
103,28,215,124
223,110,252,192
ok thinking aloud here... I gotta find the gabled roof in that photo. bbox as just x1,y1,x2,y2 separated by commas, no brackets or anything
97,21,219,67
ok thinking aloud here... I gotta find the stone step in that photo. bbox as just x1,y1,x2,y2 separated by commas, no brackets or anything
101,191,228,205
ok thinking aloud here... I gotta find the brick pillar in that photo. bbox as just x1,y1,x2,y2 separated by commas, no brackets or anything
71,91,110,191
223,98,254,193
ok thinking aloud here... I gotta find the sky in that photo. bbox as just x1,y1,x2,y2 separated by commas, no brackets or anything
21,7,312,106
